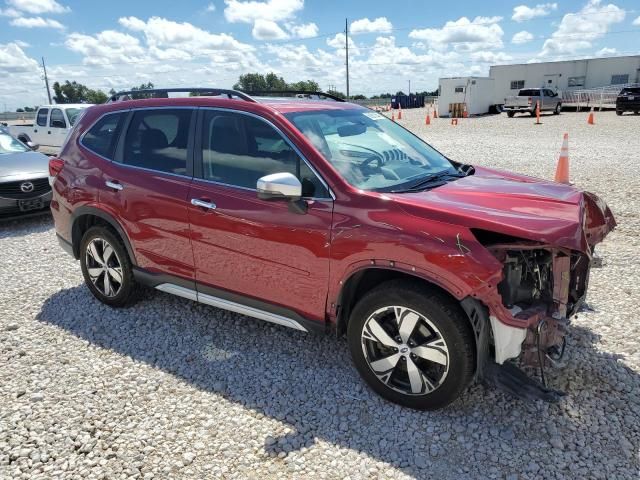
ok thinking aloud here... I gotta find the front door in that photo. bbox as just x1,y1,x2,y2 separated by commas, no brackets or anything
99,107,197,282
188,108,333,323
33,108,49,146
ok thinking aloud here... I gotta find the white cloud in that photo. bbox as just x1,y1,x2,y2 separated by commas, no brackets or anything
118,16,255,62
14,40,30,47
6,0,69,14
595,47,618,56
470,50,512,63
512,30,534,44
223,0,302,23
206,2,215,11
632,15,640,25
409,16,504,52
0,7,21,16
539,0,625,57
10,16,64,28
326,33,359,55
0,41,39,74
350,17,392,35
65,30,146,65
512,3,557,22
252,19,289,40
287,22,318,38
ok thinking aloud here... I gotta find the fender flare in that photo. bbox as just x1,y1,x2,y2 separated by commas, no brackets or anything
17,133,31,144
70,205,137,263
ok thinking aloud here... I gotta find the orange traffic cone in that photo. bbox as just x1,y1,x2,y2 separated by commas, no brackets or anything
398,106,402,120
451,118,458,126
554,133,570,184
587,107,595,125
391,111,395,122
425,114,431,125
433,108,438,118
535,100,542,125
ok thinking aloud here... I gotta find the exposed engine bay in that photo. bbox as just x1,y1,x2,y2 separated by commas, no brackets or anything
490,245,591,369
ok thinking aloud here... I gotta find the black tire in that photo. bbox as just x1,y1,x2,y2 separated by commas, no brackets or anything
554,103,562,115
17,134,30,144
347,280,475,410
634,111,639,115
506,111,515,118
616,110,623,116
80,226,139,307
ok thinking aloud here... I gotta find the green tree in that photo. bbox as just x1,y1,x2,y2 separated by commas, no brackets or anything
24,106,36,112
288,80,319,92
16,108,24,112
351,94,367,100
326,89,346,99
130,82,165,99
52,81,108,104
233,72,319,93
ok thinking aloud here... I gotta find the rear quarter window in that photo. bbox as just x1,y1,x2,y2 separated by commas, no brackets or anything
81,112,125,160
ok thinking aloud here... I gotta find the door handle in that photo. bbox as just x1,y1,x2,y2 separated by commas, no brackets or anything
191,198,216,210
105,180,123,191
48,131,51,134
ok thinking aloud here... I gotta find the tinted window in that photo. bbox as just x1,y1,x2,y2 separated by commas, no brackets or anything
519,89,540,96
36,109,48,127
50,108,66,128
122,109,192,175
82,112,124,159
201,110,329,198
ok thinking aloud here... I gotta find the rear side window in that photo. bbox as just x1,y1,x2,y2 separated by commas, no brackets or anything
519,89,540,96
82,112,125,159
36,109,48,127
122,109,192,175
200,110,329,198
50,108,66,128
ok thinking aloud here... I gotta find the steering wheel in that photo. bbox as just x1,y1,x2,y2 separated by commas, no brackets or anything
358,154,383,176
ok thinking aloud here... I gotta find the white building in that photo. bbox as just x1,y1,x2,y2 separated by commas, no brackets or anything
489,55,640,104
438,55,640,115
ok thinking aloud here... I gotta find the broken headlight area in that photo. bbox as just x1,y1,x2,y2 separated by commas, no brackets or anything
490,245,591,369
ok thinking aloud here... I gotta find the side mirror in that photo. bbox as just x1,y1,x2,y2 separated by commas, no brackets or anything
257,172,307,213
26,141,39,151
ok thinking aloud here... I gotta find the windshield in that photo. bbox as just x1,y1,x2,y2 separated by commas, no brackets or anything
66,107,88,126
285,108,457,191
0,132,29,154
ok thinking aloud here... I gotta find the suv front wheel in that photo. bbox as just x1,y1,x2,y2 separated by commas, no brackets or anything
347,280,475,410
80,226,139,307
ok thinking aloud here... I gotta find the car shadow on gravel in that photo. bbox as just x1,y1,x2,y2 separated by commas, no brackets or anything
0,213,52,239
37,286,640,478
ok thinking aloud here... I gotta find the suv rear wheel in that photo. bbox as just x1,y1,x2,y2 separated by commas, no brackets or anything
347,280,475,410
80,226,139,307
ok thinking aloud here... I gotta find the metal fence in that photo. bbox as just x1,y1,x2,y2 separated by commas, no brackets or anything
352,96,438,109
0,111,36,122
561,83,639,110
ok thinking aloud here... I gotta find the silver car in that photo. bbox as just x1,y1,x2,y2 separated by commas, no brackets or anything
0,126,52,220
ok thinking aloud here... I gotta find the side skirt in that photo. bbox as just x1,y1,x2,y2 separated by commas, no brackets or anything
133,268,325,334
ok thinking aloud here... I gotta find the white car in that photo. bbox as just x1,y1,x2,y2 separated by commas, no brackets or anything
9,104,91,149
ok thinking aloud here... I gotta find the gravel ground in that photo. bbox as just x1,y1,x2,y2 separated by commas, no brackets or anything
1,109,639,480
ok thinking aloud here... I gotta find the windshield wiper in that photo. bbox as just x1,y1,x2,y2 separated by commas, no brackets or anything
390,170,466,193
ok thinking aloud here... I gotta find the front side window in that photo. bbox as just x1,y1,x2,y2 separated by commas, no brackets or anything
122,109,192,175
36,109,48,127
285,108,457,192
50,109,66,128
200,110,329,198
82,112,125,159
0,132,29,154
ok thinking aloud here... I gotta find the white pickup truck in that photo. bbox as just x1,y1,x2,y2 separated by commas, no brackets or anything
9,104,92,149
503,88,562,117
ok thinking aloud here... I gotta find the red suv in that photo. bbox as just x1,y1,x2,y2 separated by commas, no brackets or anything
50,88,616,410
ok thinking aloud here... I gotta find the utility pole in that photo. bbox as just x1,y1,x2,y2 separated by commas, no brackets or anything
42,57,52,104
408,80,411,95
345,18,350,100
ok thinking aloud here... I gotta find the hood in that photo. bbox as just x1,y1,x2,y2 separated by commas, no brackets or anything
393,166,616,253
0,151,50,179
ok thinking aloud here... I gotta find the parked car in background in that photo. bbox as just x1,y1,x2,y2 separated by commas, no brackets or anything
0,125,52,219
503,88,562,117
9,104,91,149
50,88,615,410
616,87,640,115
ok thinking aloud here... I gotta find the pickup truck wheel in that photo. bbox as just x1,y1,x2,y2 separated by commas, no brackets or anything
616,110,623,116
347,280,475,410
80,226,140,308
506,111,515,118
554,103,562,115
17,134,30,144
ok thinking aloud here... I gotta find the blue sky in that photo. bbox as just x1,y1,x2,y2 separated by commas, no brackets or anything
1,0,639,109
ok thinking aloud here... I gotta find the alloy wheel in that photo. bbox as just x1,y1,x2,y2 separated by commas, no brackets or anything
361,306,450,395
85,238,123,298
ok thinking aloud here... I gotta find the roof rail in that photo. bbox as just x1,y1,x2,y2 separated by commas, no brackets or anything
242,90,346,102
107,88,257,103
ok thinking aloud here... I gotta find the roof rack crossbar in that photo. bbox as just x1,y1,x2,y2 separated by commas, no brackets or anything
107,88,257,103
242,90,346,102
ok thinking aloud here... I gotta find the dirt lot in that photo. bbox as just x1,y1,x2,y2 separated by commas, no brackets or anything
1,109,639,479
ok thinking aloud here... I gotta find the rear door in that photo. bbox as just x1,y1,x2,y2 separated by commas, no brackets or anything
188,108,334,323
98,107,197,283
